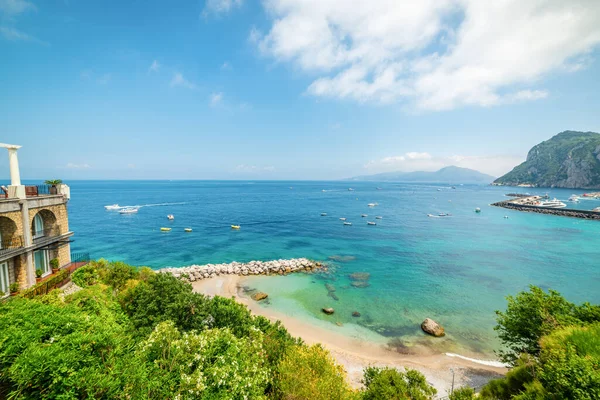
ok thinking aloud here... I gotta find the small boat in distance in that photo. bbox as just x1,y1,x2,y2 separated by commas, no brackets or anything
375,216,382,219
348,188,354,191
167,214,174,220
568,195,580,202
592,207,600,212
231,225,241,230
339,218,346,221
105,204,122,210
361,214,368,217
534,199,567,208
475,207,481,213
321,213,327,216
160,227,171,231
119,208,138,214
343,222,352,226
367,221,376,225
368,203,376,207
184,228,192,232
438,213,451,217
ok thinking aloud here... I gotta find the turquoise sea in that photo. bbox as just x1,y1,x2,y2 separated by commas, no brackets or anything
67,181,600,357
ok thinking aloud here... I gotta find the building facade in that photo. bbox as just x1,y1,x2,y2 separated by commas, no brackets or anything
0,143,73,297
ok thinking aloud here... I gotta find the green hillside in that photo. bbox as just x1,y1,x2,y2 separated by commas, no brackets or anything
494,131,600,189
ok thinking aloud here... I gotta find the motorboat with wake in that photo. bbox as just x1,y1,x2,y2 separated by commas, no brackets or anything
568,194,580,203
105,204,122,210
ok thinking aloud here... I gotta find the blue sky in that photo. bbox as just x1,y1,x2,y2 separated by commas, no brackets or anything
1,0,600,180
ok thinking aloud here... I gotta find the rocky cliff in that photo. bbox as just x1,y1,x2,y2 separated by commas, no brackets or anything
494,131,600,189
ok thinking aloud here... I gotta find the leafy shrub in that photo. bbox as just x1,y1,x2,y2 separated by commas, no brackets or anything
137,321,270,399
20,269,69,298
120,273,211,336
274,344,356,400
449,386,476,400
101,261,139,292
71,264,100,287
495,286,581,364
361,367,437,400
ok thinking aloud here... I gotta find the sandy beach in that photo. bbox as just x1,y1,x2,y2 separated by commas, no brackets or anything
192,275,506,396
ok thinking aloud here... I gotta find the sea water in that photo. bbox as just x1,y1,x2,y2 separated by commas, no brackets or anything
64,180,600,356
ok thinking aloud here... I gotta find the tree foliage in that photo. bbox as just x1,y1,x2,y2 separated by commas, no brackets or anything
361,367,437,400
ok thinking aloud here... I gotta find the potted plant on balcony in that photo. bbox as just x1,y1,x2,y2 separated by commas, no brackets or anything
35,268,43,282
50,258,60,274
45,179,63,195
9,283,19,296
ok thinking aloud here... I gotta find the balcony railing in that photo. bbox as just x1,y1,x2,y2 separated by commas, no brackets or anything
1,185,56,199
32,226,62,242
0,236,24,254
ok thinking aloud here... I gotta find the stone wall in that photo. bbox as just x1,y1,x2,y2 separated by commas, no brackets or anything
14,254,27,289
0,211,23,241
28,203,70,236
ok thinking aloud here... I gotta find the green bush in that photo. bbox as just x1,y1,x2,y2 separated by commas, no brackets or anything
449,386,476,400
71,264,100,287
274,344,356,400
101,261,139,292
120,272,211,336
361,367,437,400
137,321,270,399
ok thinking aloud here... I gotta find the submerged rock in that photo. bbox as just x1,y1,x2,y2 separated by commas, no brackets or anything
352,311,361,317
421,318,445,337
351,281,370,288
251,292,269,301
325,283,336,292
328,292,339,301
349,272,370,281
322,307,335,315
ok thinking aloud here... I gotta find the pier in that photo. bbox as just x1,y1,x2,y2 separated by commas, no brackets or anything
492,196,600,220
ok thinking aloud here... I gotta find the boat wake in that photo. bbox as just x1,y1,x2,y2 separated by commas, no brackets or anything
132,202,189,208
445,353,507,368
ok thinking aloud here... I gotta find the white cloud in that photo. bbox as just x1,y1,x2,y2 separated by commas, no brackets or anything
210,92,223,106
204,0,243,15
97,73,111,85
65,163,91,169
254,0,600,110
236,164,275,173
221,61,232,70
149,60,160,73
170,72,196,89
365,152,524,177
0,0,36,16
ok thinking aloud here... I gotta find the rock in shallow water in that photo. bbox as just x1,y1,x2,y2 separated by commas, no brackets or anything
352,311,361,317
251,292,269,301
322,307,335,315
421,318,445,337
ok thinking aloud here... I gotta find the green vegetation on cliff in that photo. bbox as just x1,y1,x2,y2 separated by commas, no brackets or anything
494,131,600,189
1,261,598,399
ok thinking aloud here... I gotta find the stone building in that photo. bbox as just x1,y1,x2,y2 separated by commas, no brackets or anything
0,143,73,296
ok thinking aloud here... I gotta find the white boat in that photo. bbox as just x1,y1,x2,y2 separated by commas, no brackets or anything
167,214,174,220
534,199,567,208
375,216,382,219
568,195,580,202
119,207,138,214
475,207,481,213
593,207,600,212
348,188,354,191
367,221,376,225
339,218,346,221
104,204,122,210
321,213,327,216
343,222,352,226
361,214,368,217
438,213,451,217
367,203,376,207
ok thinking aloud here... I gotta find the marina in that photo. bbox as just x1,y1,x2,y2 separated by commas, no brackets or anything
492,195,600,220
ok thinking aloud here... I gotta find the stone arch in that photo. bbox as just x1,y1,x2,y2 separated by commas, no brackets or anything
0,216,18,248
31,209,58,238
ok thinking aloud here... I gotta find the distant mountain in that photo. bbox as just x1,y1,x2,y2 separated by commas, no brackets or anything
349,166,495,184
494,131,600,189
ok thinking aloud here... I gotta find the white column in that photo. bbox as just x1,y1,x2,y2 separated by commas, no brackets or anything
7,147,21,186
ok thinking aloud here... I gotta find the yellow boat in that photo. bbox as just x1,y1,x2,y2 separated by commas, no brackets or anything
184,228,192,232
231,225,240,230
160,227,171,232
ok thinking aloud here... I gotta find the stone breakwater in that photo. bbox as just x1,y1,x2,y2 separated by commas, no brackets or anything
158,258,323,282
492,198,600,220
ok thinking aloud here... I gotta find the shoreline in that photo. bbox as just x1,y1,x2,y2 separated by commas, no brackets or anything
192,275,507,394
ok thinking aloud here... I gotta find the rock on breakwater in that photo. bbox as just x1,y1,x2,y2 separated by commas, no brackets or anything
158,258,323,282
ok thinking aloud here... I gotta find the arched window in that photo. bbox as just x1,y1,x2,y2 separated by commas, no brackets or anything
33,214,44,238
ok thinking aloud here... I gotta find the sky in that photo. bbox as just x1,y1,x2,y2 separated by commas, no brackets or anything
1,0,600,180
